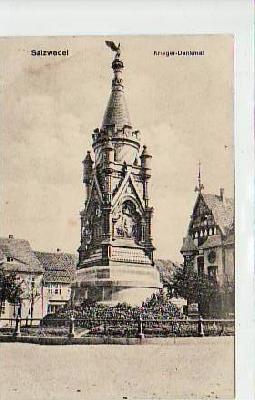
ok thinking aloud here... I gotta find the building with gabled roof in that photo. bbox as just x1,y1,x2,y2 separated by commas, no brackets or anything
0,236,78,320
35,250,78,314
0,236,43,274
180,166,234,317
0,235,44,322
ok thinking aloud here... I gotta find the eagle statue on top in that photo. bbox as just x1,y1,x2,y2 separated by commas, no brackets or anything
105,40,121,58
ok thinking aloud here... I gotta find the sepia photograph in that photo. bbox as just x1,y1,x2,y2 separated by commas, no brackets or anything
0,35,235,399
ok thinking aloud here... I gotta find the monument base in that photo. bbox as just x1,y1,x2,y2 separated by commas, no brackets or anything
72,263,162,307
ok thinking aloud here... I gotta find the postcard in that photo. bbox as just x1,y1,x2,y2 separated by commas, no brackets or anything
0,35,235,400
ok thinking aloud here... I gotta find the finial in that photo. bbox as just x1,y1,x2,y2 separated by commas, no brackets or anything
105,41,123,88
195,161,204,193
141,145,147,155
105,41,121,57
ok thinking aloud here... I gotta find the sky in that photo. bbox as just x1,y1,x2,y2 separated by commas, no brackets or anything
0,35,234,262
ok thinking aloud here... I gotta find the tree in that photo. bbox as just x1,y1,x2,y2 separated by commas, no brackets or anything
0,270,24,317
22,277,41,320
169,261,219,316
197,271,219,316
168,264,197,306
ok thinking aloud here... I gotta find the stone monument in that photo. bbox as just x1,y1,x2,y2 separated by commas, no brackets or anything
73,42,162,306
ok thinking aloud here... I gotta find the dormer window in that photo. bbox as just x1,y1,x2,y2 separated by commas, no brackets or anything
7,257,13,262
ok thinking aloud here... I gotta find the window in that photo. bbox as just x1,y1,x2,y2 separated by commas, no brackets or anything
208,266,218,279
54,284,62,295
48,283,62,295
7,257,13,262
47,304,58,314
0,301,6,315
197,257,204,275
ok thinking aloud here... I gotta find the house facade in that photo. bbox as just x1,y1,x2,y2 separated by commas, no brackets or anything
0,236,78,325
181,175,234,317
0,235,44,324
35,251,77,314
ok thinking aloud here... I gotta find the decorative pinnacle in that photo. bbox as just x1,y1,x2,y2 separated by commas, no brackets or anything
105,41,123,88
105,41,121,57
195,161,204,193
141,145,151,158
102,41,131,129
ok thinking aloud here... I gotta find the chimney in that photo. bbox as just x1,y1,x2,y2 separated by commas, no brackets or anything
220,188,224,201
9,234,14,239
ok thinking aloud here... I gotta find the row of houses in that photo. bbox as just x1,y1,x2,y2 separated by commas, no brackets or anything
0,236,77,321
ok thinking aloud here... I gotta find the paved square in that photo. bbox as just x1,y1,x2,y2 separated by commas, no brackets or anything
0,337,234,400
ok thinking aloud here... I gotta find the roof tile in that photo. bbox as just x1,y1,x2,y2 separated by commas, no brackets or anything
102,87,131,130
180,235,198,253
0,237,43,273
202,194,234,234
35,251,78,284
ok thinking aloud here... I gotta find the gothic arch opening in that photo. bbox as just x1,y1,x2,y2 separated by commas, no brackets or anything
113,199,142,243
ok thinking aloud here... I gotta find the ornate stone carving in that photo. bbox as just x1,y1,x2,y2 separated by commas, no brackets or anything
113,200,141,242
82,220,92,244
208,250,216,264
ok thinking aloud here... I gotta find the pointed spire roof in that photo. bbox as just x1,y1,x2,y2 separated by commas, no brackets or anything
180,235,198,253
83,151,93,165
102,43,132,130
194,161,204,194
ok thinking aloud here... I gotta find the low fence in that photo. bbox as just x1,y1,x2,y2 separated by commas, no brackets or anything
0,316,235,339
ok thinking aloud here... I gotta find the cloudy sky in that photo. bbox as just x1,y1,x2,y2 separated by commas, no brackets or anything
0,35,234,262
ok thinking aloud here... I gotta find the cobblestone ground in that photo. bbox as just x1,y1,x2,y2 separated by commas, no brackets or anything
0,337,234,400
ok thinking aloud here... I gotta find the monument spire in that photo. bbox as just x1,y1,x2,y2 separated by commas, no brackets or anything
195,161,204,193
102,41,131,130
74,41,162,306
